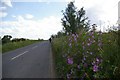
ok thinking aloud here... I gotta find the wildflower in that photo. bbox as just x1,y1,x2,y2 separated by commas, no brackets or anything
93,65,99,72
88,38,91,41
72,34,75,37
67,57,73,64
92,35,94,38
74,36,77,42
90,52,93,55
96,58,99,62
83,57,86,61
92,31,94,35
96,58,102,64
87,43,90,46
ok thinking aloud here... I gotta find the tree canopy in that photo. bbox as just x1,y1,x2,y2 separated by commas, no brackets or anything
61,1,90,34
2,35,12,44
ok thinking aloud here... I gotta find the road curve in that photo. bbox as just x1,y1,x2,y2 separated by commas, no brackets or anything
2,41,54,78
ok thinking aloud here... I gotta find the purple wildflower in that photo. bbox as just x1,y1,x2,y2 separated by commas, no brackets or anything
83,57,86,61
93,65,99,72
72,34,75,37
74,36,77,42
92,35,95,38
90,52,93,55
87,43,90,46
67,57,73,64
96,58,99,62
88,38,91,41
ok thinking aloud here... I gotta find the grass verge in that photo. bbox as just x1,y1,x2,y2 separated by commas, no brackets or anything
2,40,42,53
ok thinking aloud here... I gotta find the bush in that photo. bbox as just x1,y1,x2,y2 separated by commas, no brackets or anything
52,29,120,79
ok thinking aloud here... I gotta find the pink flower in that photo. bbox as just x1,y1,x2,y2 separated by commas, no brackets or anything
67,57,73,64
93,65,99,72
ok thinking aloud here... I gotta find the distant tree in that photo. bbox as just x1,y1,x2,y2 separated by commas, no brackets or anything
61,1,90,34
38,38,43,41
12,38,26,42
2,35,12,44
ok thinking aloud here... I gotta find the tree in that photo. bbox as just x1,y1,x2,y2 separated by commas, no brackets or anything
2,35,12,44
61,1,90,34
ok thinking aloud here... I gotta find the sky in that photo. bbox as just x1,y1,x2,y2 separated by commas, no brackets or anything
0,0,119,40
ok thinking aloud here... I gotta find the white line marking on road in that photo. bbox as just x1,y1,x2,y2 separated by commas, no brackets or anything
32,46,38,49
11,51,28,60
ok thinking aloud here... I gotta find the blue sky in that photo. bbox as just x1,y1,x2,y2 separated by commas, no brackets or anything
0,0,119,40
3,2,67,21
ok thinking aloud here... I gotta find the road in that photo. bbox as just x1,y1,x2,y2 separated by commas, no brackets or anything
2,41,55,78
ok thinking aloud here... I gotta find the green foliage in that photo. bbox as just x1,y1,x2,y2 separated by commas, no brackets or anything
61,1,90,34
2,35,12,44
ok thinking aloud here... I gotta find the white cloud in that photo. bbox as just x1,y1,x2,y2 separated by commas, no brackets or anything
0,0,12,18
12,15,16,18
25,14,34,19
1,15,62,40
0,12,8,18
1,0,12,7
0,7,7,11
75,0,119,26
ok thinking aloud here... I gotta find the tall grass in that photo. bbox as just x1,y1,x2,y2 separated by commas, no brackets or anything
2,40,41,53
52,30,120,79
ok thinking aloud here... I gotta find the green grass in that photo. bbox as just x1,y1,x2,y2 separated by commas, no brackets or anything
52,30,120,79
2,40,42,53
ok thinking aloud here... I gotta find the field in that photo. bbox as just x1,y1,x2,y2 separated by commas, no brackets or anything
52,30,120,79
2,40,42,53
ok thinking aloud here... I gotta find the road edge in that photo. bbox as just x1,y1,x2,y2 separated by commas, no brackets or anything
49,43,56,78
